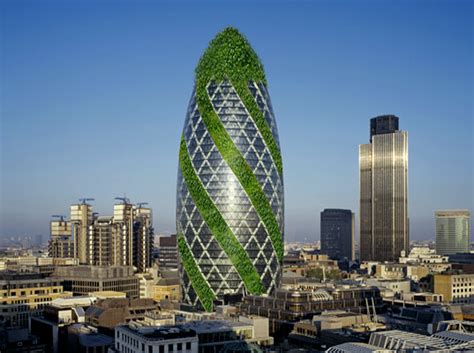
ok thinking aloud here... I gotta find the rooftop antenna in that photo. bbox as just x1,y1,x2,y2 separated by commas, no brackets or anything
51,215,67,222
137,202,148,208
115,197,130,204
79,198,94,204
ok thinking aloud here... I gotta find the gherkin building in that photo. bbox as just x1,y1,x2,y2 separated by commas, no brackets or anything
176,27,284,311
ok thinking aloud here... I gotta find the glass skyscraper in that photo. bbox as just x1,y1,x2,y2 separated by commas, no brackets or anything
360,115,408,262
176,27,284,311
320,209,355,261
435,210,471,255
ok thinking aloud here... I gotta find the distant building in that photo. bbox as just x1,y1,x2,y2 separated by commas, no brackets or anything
30,296,97,353
49,219,74,259
70,202,93,264
0,327,48,353
435,210,471,255
53,266,140,299
50,200,154,272
152,277,181,302
360,115,408,261
239,287,382,339
179,318,273,349
433,273,474,304
67,324,113,353
85,298,158,332
449,253,474,274
449,252,474,264
289,310,374,349
156,235,178,269
366,278,411,296
113,325,198,353
320,209,355,261
0,271,71,328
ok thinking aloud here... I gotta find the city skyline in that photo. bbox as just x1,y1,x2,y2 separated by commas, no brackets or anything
1,1,473,242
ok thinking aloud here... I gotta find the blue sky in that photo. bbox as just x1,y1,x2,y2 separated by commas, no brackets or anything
1,0,472,242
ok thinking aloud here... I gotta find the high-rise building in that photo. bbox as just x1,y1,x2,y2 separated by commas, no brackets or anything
157,234,178,269
50,200,153,272
133,206,154,273
49,218,74,258
89,216,115,267
435,210,471,255
176,27,284,311
360,115,408,262
70,202,93,264
320,209,355,261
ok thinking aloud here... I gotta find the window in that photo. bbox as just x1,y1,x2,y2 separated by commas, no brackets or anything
177,343,182,351
159,345,164,353
169,344,174,352
186,342,191,350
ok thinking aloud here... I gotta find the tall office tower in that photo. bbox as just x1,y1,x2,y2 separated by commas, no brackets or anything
70,202,93,264
51,200,154,271
89,216,114,266
435,210,471,255
176,27,284,311
49,218,74,258
360,115,408,262
133,206,154,273
320,209,355,261
157,234,178,269
114,202,135,266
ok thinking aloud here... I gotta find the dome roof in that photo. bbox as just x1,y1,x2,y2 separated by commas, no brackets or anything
196,27,267,86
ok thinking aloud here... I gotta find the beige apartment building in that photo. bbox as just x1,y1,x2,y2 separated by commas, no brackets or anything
434,273,474,304
0,271,71,327
50,200,153,273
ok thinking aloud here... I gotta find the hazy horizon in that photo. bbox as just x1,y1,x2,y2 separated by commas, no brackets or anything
1,0,473,243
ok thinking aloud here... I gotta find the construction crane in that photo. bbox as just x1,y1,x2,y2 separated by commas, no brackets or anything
51,215,67,221
115,197,130,204
137,202,148,208
79,198,94,204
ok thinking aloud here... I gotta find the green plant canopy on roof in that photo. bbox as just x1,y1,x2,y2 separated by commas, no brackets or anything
195,27,267,86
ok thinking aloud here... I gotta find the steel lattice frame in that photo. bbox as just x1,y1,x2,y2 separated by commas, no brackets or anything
176,28,284,311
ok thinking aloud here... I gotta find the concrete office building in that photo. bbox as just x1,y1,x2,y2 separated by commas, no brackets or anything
434,273,474,304
435,210,471,255
176,27,284,311
50,200,154,272
70,202,93,264
156,235,178,270
320,209,355,261
30,296,97,353
67,324,114,353
49,219,75,259
0,271,71,328
86,298,158,331
53,266,140,299
114,326,198,353
360,115,408,262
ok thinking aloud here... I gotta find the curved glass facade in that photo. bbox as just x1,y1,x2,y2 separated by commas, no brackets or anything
176,28,284,311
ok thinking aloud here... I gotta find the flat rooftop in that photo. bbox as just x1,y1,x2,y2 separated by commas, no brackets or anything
120,325,196,341
180,320,252,334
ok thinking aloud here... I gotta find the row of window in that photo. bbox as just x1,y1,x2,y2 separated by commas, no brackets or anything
117,336,192,353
